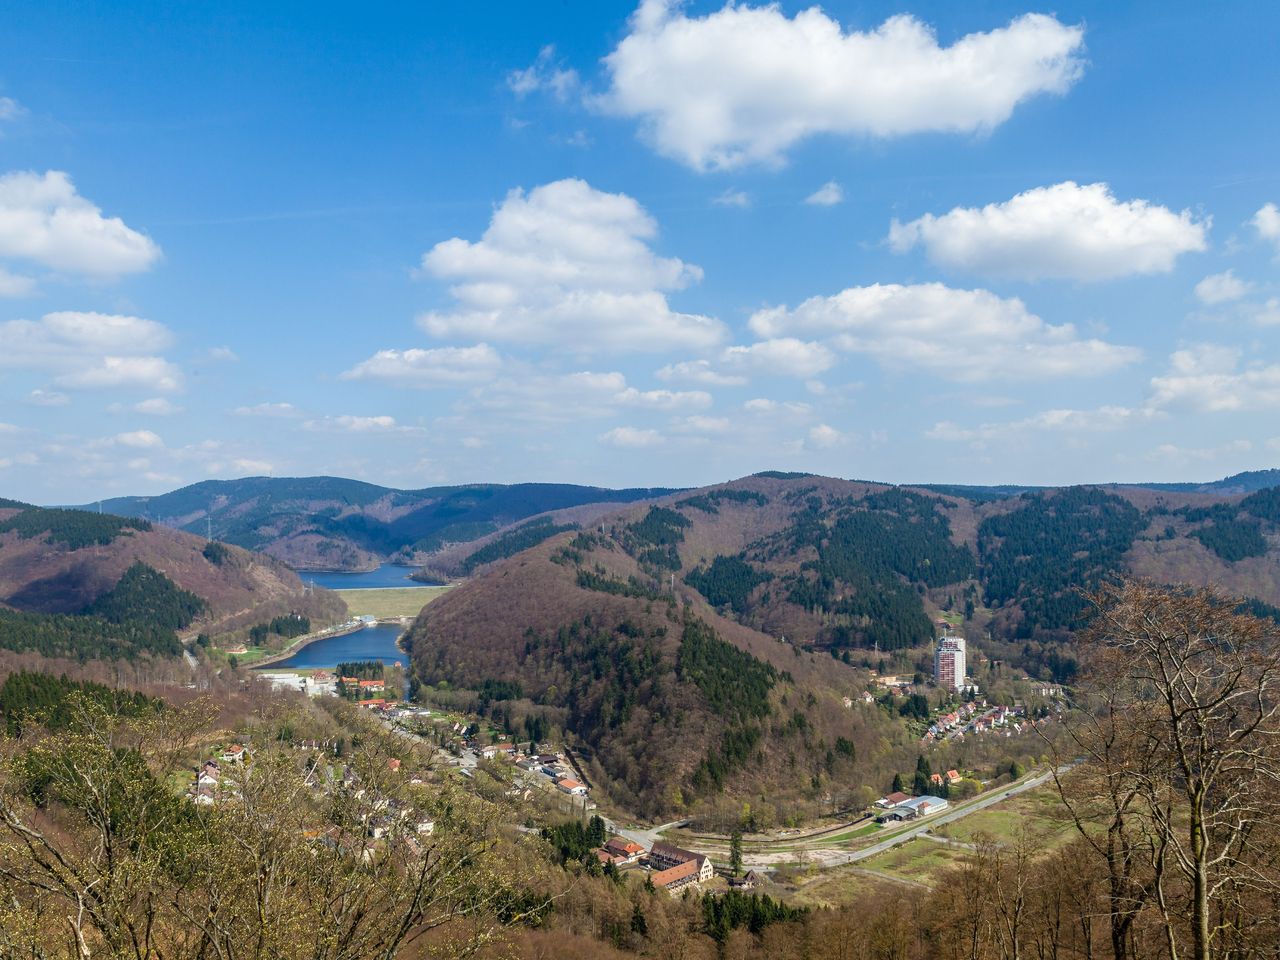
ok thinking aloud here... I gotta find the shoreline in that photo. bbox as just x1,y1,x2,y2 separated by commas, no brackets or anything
251,618,412,671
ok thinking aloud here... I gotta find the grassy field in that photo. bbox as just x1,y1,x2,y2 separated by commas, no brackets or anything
859,837,970,883
336,586,451,619
931,782,1075,848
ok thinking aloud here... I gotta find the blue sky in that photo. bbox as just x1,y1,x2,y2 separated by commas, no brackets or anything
2,0,1279,503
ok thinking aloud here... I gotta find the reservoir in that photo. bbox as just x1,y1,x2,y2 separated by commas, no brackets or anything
269,622,409,670
298,564,438,590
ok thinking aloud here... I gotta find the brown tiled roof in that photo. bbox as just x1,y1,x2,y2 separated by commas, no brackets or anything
651,859,699,888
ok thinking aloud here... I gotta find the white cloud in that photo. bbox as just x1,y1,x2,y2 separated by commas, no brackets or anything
655,359,746,386
600,425,663,447
508,46,581,101
889,182,1208,281
0,97,24,122
927,405,1149,442
1148,439,1253,464
115,429,164,449
1148,344,1280,412
721,338,836,378
56,356,181,392
807,424,844,449
233,402,300,418
674,415,730,434
805,181,844,206
749,282,1140,382
304,415,403,433
0,171,161,278
1254,203,1280,254
615,387,712,410
341,343,502,386
418,178,724,352
599,4,1084,170
0,311,180,392
0,267,35,297
134,397,182,416
743,398,812,415
26,388,68,407
712,189,751,208
231,458,274,474
1194,270,1252,305
208,346,238,362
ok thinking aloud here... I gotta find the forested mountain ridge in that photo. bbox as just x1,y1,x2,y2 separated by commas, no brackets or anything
0,499,343,660
408,471,1280,819
80,477,681,571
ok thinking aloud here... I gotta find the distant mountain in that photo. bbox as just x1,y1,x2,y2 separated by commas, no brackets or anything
917,469,1280,501
408,473,1280,819
78,477,682,572
0,498,343,662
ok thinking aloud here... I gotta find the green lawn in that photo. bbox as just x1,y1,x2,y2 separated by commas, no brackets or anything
336,586,450,619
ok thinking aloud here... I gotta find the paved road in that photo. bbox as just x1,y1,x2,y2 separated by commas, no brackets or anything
614,819,690,850
777,764,1070,868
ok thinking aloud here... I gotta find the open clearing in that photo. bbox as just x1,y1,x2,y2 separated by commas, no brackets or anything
336,586,450,619
931,781,1075,848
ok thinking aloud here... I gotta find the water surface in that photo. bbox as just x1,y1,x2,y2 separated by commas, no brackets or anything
269,622,409,669
298,564,437,590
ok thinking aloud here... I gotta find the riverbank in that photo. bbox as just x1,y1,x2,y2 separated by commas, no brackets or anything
248,620,368,670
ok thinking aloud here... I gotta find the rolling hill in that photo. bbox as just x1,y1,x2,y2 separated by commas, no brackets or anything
80,477,681,572
0,498,344,662
406,471,1280,821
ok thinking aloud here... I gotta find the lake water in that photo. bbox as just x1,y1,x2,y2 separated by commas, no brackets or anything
297,564,438,590
269,622,409,670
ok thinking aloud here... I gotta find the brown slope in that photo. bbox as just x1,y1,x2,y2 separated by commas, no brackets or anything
408,477,923,821
0,518,344,636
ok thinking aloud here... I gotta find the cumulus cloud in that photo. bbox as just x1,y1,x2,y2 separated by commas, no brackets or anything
674,415,730,434
0,171,161,278
303,415,406,433
720,338,836,378
233,402,300,418
134,397,182,416
341,344,502,386
1194,270,1252,305
927,405,1150,442
26,388,69,407
508,45,581,101
600,425,663,447
1254,203,1280,254
57,356,181,392
805,181,844,206
1147,344,1280,412
615,387,712,410
655,359,746,386
114,430,164,449
417,178,724,352
0,267,35,297
599,3,1085,170
889,182,1208,281
749,282,1140,381
807,424,844,449
0,311,181,392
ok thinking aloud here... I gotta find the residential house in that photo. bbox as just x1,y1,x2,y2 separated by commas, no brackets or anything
603,837,645,863
555,778,588,796
220,744,247,764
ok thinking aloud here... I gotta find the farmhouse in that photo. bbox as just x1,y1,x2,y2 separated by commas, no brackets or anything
649,841,714,883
